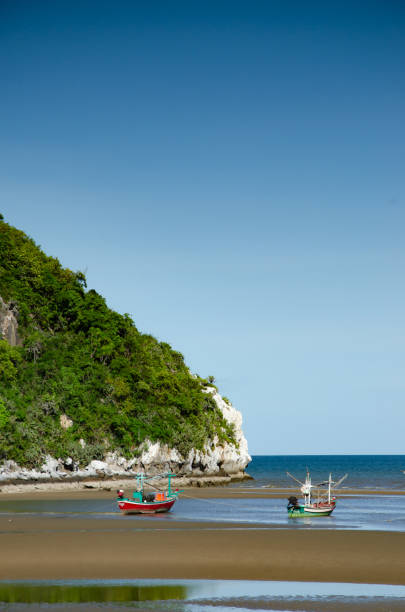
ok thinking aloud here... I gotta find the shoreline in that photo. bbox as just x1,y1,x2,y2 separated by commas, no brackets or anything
0,474,252,495
0,480,404,499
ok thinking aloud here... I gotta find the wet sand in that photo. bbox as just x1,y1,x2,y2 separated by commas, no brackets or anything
0,515,404,584
1,485,404,501
1,487,404,587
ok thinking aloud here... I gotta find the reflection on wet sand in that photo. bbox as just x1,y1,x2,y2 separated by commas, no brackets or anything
0,582,187,604
0,579,405,611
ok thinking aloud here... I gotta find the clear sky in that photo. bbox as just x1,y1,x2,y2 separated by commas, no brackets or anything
1,1,405,454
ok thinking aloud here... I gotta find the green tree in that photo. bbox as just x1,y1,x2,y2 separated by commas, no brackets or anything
0,220,237,467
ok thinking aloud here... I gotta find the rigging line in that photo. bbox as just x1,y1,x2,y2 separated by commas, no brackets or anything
141,481,165,493
126,481,232,505
179,492,253,509
126,481,248,507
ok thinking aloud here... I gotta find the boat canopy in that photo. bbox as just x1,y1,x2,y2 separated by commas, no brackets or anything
134,472,177,496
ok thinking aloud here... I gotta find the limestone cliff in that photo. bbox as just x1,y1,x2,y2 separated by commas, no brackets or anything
0,296,20,346
0,219,252,487
0,387,251,485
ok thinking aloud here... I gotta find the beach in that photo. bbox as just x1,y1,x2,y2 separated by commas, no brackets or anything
1,516,404,584
0,486,404,585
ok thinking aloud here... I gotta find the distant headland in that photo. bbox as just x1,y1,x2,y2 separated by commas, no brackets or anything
0,216,250,488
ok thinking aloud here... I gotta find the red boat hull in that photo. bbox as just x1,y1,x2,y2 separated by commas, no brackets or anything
117,497,176,514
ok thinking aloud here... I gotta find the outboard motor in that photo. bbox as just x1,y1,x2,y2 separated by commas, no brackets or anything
287,495,300,510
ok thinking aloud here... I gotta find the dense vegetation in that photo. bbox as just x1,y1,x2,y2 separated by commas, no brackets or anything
0,218,235,468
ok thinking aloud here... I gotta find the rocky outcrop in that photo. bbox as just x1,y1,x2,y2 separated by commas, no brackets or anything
0,296,20,346
60,414,73,430
0,388,251,487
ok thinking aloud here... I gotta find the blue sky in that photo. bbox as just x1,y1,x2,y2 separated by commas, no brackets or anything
1,1,405,453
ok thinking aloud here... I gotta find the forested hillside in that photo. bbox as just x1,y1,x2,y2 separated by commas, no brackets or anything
0,217,235,468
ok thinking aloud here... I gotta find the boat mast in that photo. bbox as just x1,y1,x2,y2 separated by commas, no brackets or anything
167,473,175,496
301,469,311,506
136,473,145,493
307,470,311,505
328,473,332,503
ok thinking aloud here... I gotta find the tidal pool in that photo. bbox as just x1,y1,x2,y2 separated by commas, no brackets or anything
1,494,405,532
0,579,404,611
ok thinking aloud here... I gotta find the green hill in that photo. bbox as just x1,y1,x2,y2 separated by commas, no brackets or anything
0,217,235,468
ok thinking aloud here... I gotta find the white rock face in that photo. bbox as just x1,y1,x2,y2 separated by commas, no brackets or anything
0,456,64,482
205,387,251,474
131,388,251,477
0,296,19,346
60,414,73,430
0,389,251,483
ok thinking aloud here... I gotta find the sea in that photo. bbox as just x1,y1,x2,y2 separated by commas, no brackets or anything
242,454,405,490
0,455,404,611
2,455,404,531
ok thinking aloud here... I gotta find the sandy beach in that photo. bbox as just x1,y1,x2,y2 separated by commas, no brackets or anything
0,512,403,585
0,485,404,589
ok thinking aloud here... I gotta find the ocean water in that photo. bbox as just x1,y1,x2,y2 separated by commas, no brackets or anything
1,455,405,531
243,455,405,490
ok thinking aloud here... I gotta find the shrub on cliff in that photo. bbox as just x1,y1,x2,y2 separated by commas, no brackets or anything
0,219,235,468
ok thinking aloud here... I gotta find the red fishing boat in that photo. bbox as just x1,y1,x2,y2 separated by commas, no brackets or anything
116,472,182,514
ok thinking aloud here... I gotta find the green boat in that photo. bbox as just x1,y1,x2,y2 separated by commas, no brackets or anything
286,470,347,518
